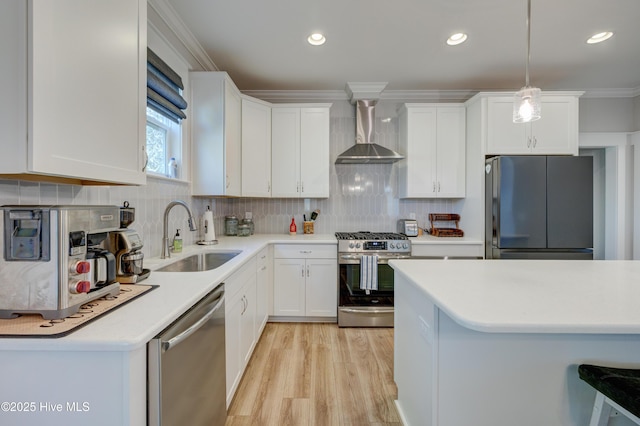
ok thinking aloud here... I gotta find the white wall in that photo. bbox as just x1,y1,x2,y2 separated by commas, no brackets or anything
579,97,636,132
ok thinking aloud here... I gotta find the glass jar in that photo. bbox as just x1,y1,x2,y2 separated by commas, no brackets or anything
241,218,254,235
224,215,238,236
237,224,251,237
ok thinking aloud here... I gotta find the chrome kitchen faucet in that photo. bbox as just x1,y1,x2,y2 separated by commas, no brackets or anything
161,200,197,259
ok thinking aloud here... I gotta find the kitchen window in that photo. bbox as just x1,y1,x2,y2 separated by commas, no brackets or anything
146,107,182,178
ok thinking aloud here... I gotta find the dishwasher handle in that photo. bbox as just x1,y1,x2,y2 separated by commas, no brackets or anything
162,292,225,353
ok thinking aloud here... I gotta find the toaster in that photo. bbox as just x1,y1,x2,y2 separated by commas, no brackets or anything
397,219,419,237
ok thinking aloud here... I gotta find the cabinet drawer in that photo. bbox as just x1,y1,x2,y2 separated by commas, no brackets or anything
225,257,257,299
256,247,269,268
273,244,336,259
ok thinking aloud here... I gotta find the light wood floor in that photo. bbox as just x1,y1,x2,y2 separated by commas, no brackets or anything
225,322,401,426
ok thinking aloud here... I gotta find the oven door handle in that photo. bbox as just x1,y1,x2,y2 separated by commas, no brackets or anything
339,307,395,314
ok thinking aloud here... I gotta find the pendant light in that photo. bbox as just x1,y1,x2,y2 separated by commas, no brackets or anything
513,0,541,123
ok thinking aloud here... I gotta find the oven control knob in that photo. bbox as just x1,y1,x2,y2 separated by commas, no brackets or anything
403,243,409,249
356,243,361,249
349,243,355,249
70,280,91,294
389,243,395,249
72,261,91,275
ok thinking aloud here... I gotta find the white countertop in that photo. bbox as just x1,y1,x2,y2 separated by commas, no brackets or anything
0,234,336,352
408,234,482,245
390,259,640,334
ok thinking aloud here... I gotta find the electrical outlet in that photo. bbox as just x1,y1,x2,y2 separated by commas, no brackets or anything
409,212,416,219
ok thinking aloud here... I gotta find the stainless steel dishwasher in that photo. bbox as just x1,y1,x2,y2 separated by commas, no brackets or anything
148,283,226,426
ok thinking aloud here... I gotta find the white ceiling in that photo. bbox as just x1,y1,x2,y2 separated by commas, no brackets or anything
161,0,640,96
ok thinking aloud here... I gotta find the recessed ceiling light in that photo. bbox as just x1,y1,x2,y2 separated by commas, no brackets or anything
446,33,468,46
307,33,326,46
587,31,613,44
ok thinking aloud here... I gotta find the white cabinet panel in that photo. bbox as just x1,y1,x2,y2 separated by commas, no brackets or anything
486,95,580,155
224,257,258,406
271,105,331,198
271,107,300,197
273,258,306,316
398,104,466,198
242,97,272,197
305,259,338,317
0,0,146,185
273,244,337,318
191,72,242,196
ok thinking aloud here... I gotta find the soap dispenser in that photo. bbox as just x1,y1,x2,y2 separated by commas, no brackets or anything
173,229,182,253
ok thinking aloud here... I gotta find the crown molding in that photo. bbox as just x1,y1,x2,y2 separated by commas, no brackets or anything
242,89,479,103
582,87,640,98
147,0,218,71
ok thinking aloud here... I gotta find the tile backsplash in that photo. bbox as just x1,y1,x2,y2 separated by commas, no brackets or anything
0,99,463,258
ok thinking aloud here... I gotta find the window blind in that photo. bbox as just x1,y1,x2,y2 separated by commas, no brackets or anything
147,48,187,123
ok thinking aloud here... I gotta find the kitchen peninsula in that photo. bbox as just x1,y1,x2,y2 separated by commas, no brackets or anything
390,259,640,426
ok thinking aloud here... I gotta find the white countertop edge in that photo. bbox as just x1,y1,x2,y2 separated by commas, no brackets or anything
391,259,640,335
0,234,337,352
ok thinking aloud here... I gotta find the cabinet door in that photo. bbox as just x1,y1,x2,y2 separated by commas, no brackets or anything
242,98,272,197
305,259,337,317
271,108,301,197
530,97,578,155
398,107,438,198
255,258,269,335
486,97,529,155
191,72,242,196
224,79,242,196
273,258,306,316
225,293,243,404
240,277,256,368
27,0,145,184
300,107,330,198
436,107,466,197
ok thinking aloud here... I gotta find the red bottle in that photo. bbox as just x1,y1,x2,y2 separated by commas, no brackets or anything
289,217,297,235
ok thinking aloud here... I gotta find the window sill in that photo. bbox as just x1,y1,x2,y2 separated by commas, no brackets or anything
147,173,190,185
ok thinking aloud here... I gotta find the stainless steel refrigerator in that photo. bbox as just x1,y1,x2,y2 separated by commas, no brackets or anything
485,155,593,259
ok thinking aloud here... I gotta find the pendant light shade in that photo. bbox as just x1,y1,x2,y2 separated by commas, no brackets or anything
513,0,541,123
513,86,541,123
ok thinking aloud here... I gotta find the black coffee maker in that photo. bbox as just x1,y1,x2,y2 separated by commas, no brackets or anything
108,202,150,283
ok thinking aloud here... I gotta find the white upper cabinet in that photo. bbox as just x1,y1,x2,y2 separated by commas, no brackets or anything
0,0,146,185
398,104,466,198
191,72,242,196
241,96,272,197
485,94,581,155
271,105,331,198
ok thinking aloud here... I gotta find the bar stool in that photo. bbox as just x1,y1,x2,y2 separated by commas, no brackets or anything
578,364,640,426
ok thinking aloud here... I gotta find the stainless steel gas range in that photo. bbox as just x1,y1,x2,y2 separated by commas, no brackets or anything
336,232,411,327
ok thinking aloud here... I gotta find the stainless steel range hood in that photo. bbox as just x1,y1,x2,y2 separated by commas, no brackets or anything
335,83,404,164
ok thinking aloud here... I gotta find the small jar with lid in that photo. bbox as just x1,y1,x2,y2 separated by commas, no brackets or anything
224,215,238,236
237,223,251,237
241,218,254,235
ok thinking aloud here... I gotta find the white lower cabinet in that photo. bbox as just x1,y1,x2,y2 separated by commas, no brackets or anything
273,244,337,318
255,246,271,336
225,256,257,407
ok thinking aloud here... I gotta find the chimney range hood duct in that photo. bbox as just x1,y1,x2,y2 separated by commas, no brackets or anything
335,99,404,164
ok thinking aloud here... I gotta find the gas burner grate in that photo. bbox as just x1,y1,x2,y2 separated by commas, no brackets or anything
335,232,408,240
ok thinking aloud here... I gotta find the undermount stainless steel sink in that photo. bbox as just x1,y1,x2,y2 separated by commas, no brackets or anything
156,250,242,272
